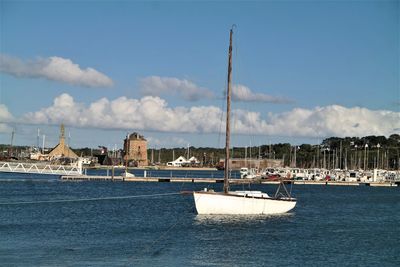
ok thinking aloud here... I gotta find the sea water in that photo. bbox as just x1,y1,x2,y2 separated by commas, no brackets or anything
0,172,399,266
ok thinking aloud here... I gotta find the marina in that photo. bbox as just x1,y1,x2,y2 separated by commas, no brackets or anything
1,157,398,188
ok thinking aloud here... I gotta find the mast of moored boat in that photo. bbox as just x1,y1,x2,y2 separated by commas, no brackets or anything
125,134,129,173
224,28,233,194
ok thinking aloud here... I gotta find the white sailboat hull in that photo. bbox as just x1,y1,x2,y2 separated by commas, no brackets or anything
193,191,296,215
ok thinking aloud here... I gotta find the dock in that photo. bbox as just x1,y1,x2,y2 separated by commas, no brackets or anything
60,175,399,187
61,175,225,183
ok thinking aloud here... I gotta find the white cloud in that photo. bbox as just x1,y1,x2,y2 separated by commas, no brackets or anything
21,93,400,139
0,104,14,133
259,105,400,138
0,54,113,88
23,93,223,133
139,77,291,104
232,84,292,103
140,76,214,101
0,104,13,121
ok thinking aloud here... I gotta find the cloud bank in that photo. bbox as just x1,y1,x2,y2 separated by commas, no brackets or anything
19,93,399,138
140,76,214,101
232,84,292,103
0,54,113,88
140,77,292,104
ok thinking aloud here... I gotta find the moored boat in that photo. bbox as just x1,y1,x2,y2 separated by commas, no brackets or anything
192,27,296,215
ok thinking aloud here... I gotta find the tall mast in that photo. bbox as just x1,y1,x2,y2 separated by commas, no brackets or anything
125,134,129,171
37,128,40,149
224,28,233,194
9,128,15,158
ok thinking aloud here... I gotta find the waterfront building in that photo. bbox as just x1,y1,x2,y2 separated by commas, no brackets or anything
124,132,148,167
166,156,200,167
167,156,188,167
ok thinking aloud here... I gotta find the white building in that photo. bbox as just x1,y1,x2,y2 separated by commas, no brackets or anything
166,155,201,167
188,156,200,164
167,156,188,167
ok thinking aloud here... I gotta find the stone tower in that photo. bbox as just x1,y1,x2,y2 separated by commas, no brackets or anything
123,132,148,167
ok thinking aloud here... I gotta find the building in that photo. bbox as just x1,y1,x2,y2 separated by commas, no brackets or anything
167,155,200,167
188,156,200,165
48,124,78,159
167,156,188,167
217,158,284,170
124,132,148,167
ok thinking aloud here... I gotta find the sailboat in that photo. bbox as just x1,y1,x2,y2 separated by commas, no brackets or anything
193,27,296,215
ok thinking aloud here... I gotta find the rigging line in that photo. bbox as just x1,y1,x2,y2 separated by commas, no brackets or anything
129,193,195,264
0,192,181,205
129,212,184,264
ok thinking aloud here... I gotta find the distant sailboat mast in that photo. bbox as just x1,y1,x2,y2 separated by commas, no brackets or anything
37,128,40,149
42,134,46,154
125,134,129,172
224,28,233,194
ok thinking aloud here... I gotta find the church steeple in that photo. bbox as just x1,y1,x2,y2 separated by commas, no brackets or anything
60,123,65,146
48,123,78,159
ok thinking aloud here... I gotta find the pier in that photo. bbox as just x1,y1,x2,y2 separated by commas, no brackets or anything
61,175,225,183
60,175,399,187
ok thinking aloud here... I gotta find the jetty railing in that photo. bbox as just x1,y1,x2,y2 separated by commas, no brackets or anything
0,161,83,176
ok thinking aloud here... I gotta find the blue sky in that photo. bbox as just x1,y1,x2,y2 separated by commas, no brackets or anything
0,0,399,150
